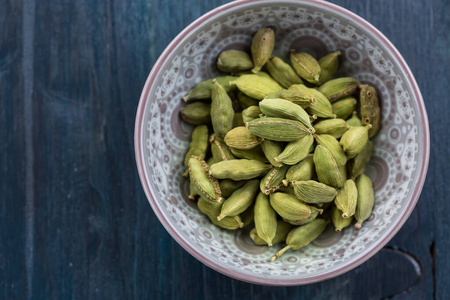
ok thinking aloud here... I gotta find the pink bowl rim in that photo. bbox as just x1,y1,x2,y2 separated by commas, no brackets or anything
134,0,430,286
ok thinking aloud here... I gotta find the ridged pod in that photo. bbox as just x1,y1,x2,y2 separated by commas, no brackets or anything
289,84,335,119
210,134,235,162
292,180,337,204
318,51,341,84
332,97,357,120
188,156,222,203
242,106,262,123
217,179,259,220
229,145,268,163
274,134,314,165
340,125,371,158
197,198,243,230
246,117,311,142
183,76,237,102
290,51,321,84
360,84,381,138
265,89,314,109
217,50,253,73
180,102,211,125
254,193,278,246
266,56,303,88
314,134,347,166
184,125,209,175
335,179,358,218
355,174,374,229
211,79,234,137
272,219,329,261
313,145,343,188
261,140,285,167
231,74,283,100
283,207,321,225
224,126,262,150
259,165,290,195
318,77,359,102
250,220,293,246
284,154,315,184
331,204,353,232
269,192,318,221
209,159,271,180
313,119,349,139
251,28,275,73
348,141,373,180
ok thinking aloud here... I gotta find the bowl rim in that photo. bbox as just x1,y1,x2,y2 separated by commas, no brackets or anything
134,0,430,286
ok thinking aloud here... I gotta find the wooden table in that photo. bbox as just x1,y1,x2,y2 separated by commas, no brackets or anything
1,0,448,298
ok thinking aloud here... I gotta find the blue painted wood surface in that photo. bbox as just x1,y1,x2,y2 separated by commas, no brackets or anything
1,0,448,299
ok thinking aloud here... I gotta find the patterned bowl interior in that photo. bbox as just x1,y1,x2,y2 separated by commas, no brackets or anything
136,0,428,285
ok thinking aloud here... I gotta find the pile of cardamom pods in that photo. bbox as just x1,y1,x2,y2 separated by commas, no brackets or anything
180,28,380,261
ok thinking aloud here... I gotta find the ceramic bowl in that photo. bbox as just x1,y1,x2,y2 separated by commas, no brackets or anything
134,0,429,285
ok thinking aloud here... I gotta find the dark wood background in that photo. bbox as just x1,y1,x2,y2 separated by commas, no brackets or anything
1,0,448,299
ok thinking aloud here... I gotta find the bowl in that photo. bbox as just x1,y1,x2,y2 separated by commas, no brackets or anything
134,0,429,285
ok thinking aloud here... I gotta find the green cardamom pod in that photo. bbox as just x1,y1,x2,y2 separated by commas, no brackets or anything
331,204,353,232
346,111,362,127
217,179,259,220
217,50,253,73
237,91,259,109
355,174,375,229
197,198,244,230
180,102,211,125
266,56,303,88
264,89,314,109
246,117,311,142
348,141,373,180
254,192,278,246
250,220,293,246
292,180,337,204
282,207,321,225
313,118,349,139
261,140,285,167
318,51,341,84
242,106,262,123
314,134,347,166
211,79,234,138
184,125,209,176
290,51,321,84
210,134,235,162
340,125,371,159
251,28,275,73
360,84,380,138
219,179,246,198
188,156,222,203
269,192,319,221
272,219,329,261
332,96,357,120
229,145,269,163
318,77,359,102
224,126,262,150
231,74,283,100
209,159,271,180
183,76,237,102
335,179,358,218
274,134,314,165
284,154,315,184
259,98,315,132
259,165,290,195
313,145,343,188
289,84,335,119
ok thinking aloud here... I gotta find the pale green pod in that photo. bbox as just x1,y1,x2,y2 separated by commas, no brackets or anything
332,97,358,120
272,219,329,261
360,84,381,138
340,125,371,158
284,154,315,184
259,165,290,195
261,140,285,167
266,56,303,88
269,192,319,221
331,204,353,232
283,207,321,225
246,117,311,142
209,159,271,180
318,77,359,102
197,198,244,230
292,180,337,204
231,74,283,100
184,125,209,172
254,192,278,246
183,76,237,102
289,84,335,119
211,80,235,138
242,106,262,123
355,174,375,229
250,220,293,246
180,102,211,125
210,134,235,162
274,134,314,165
237,91,259,109
318,51,341,84
313,119,349,139
251,28,275,73
348,141,373,180
346,111,362,127
188,156,222,203
264,89,314,109
314,134,347,166
229,145,269,162
219,179,246,198
217,179,259,220
290,51,321,84
259,98,315,132
217,50,253,73
313,145,343,188
335,179,358,218
224,126,262,150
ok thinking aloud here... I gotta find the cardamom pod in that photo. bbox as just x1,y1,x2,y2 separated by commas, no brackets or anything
332,96,357,120
219,179,246,198
250,220,293,246
284,154,315,184
259,98,315,132
240,203,255,227
272,219,329,261
313,118,349,139
180,102,211,125
254,192,278,246
210,134,235,162
242,106,262,123
188,156,222,203
290,51,321,84
229,145,269,163
360,84,380,138
346,111,362,127
269,192,319,221
217,179,259,220
209,159,271,180
318,51,341,84
184,125,209,176
197,198,244,230
237,91,259,109
251,27,275,73
266,56,303,88
217,50,253,73
289,84,335,119
231,74,283,100
183,76,237,102
261,140,285,167
189,180,199,200
355,174,374,229
318,77,359,102
314,134,347,166
331,204,353,232
246,117,311,142
211,79,234,138
224,126,262,150
292,180,337,204
283,207,321,225
259,165,290,195
313,145,343,188
274,134,314,165
264,89,314,109
348,140,373,180
335,179,358,218
340,125,371,159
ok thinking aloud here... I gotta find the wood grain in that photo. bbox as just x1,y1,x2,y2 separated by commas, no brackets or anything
0,0,448,299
